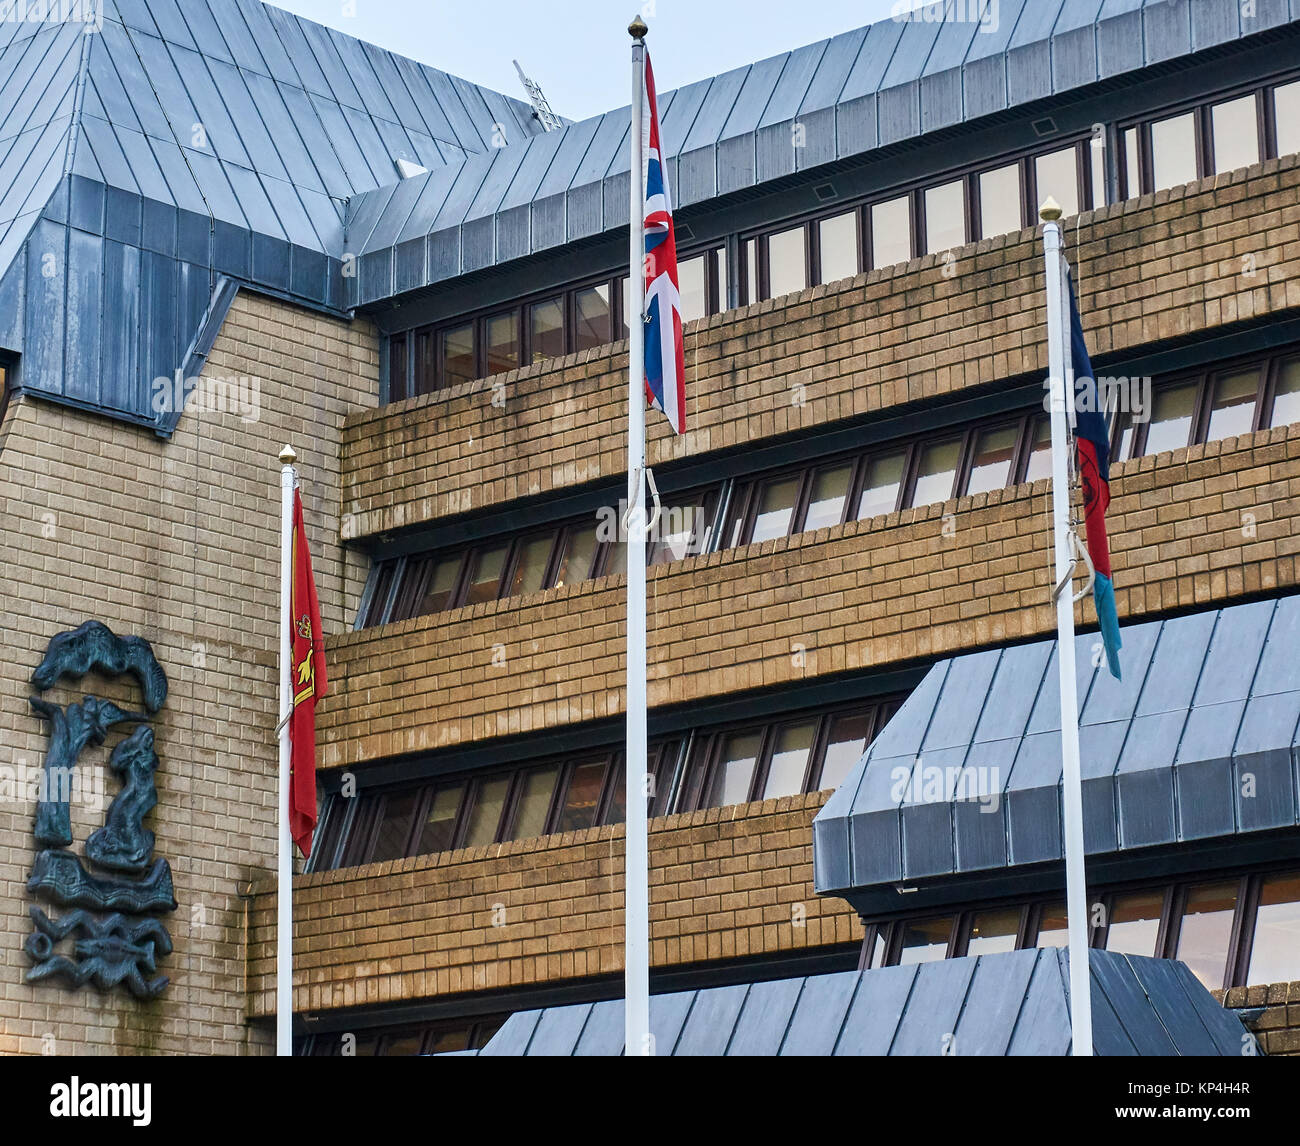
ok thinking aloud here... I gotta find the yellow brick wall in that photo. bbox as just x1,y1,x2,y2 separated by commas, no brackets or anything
319,423,1300,768
0,292,375,1054
246,792,851,1018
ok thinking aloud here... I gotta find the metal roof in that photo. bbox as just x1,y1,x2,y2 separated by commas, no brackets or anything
813,596,1300,901
474,949,1256,1056
0,0,545,427
344,0,1300,307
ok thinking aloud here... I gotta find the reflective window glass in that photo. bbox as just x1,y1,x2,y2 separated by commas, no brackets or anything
1124,126,1141,196
818,712,873,791
441,324,475,388
1024,417,1053,482
529,297,565,362
552,525,598,588
649,496,707,566
745,237,758,304
1211,95,1259,174
1175,881,1238,989
574,285,612,351
1090,134,1106,210
1276,80,1300,157
966,909,1021,956
858,451,906,519
464,776,510,846
1035,903,1070,948
716,253,728,313
706,731,762,808
768,226,807,299
1150,113,1198,191
912,439,961,506
370,790,419,862
1036,147,1080,218
417,557,461,616
508,533,556,596
898,917,952,965
1105,891,1165,956
484,312,519,376
621,276,632,337
1144,383,1198,455
818,211,858,284
512,766,559,840
979,163,1021,239
678,255,707,323
556,760,607,832
871,196,912,268
1205,369,1259,442
762,722,816,800
803,465,852,533
389,334,408,402
750,477,800,543
463,545,508,605
1271,359,1300,427
1247,872,1300,986
414,784,464,855
966,424,1019,495
603,540,627,578
924,180,965,254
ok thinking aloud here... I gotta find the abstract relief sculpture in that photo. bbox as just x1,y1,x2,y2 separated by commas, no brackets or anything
23,622,176,1000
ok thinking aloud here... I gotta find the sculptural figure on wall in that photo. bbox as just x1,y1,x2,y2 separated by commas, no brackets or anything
22,621,176,1001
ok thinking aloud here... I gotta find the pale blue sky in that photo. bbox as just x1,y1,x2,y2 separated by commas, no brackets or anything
271,0,921,123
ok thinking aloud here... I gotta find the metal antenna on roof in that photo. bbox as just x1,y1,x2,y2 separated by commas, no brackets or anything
513,59,563,132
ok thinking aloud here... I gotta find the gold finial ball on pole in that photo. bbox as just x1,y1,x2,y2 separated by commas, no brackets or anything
1039,196,1063,222
278,444,297,466
628,14,648,39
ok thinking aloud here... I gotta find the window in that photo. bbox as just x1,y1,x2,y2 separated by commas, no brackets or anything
1276,80,1300,157
1246,872,1300,986
389,334,409,402
858,451,907,519
1211,95,1260,173
897,917,953,965
1143,382,1198,455
870,196,912,269
1174,882,1239,989
298,1016,507,1057
803,465,853,533
767,225,807,299
1104,890,1166,956
1023,417,1052,483
485,311,519,375
1123,126,1140,197
529,297,564,363
818,211,859,284
1272,358,1300,426
678,255,707,323
911,439,961,505
417,557,460,616
573,285,612,351
1035,146,1081,218
507,532,556,596
1205,369,1259,442
749,476,800,544
463,545,509,606
316,697,904,871
965,424,1018,496
924,180,965,255
441,324,475,388
862,867,1300,988
552,524,599,589
1149,113,1198,191
978,163,1021,239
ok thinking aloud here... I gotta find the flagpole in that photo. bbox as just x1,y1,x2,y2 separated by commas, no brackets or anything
1040,201,1093,1056
276,443,297,1057
624,14,651,1057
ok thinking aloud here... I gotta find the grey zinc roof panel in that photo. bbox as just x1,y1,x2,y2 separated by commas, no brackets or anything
719,53,789,141
110,125,170,205
816,596,1300,895
533,117,603,199
1143,0,1194,66
839,18,907,102
0,24,80,142
78,117,139,197
206,61,290,183
923,4,984,74
208,0,271,74
261,5,329,93
1009,0,1066,47
682,68,749,152
394,165,460,245
476,955,1251,1057
879,11,945,90
167,42,254,170
145,0,198,52
797,26,868,113
295,16,364,111
778,971,858,1055
758,40,828,127
174,0,235,65
495,129,566,214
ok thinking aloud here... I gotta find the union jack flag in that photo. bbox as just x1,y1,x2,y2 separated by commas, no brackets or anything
641,52,685,434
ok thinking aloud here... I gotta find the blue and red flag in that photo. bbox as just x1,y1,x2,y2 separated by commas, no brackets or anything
641,52,685,434
1068,276,1122,680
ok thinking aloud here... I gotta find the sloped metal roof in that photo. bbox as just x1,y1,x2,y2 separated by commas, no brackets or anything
813,596,1300,900
0,0,546,426
474,950,1256,1056
345,0,1300,306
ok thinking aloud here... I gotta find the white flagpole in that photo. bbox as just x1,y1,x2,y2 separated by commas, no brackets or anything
276,443,297,1057
1040,201,1093,1056
624,15,651,1057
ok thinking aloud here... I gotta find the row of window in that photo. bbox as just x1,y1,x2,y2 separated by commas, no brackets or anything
296,1015,506,1056
362,345,1300,629
312,697,904,872
384,75,1300,403
862,869,1300,992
